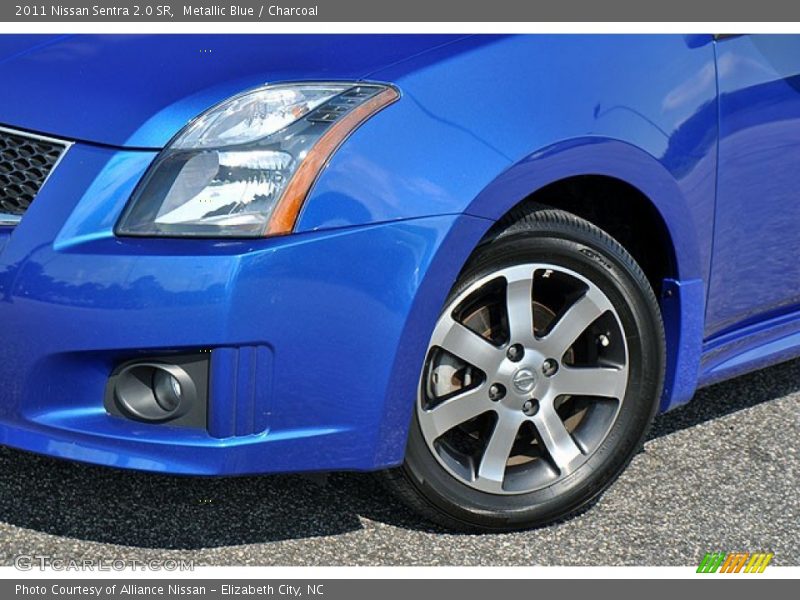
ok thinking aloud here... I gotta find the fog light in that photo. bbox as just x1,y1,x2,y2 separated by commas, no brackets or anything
153,369,183,412
113,362,196,422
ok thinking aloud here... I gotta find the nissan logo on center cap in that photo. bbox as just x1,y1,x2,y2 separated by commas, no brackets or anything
512,368,537,393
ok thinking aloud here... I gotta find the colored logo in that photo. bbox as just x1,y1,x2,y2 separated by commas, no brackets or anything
697,552,773,573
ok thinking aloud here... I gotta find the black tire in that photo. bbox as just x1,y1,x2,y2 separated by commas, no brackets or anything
382,206,666,531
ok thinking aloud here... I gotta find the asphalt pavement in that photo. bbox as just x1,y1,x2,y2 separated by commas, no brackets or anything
0,357,798,566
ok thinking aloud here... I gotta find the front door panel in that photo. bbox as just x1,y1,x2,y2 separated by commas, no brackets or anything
707,35,800,337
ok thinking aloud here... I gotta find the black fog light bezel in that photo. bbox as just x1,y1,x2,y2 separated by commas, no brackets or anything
113,362,195,422
104,353,209,428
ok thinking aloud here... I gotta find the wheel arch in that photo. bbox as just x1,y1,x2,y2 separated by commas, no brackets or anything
464,137,701,284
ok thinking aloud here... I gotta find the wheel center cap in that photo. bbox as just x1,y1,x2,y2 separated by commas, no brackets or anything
511,367,537,393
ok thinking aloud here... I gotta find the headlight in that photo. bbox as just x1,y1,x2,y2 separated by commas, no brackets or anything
116,82,399,238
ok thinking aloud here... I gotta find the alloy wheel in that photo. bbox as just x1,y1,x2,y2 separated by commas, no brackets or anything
417,263,629,494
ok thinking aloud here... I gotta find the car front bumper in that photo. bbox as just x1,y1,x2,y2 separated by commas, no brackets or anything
0,142,490,475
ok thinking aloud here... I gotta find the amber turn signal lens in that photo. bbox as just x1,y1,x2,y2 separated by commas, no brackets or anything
266,87,400,236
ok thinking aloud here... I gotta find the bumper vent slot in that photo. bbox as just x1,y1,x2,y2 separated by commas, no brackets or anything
208,346,273,438
0,126,69,222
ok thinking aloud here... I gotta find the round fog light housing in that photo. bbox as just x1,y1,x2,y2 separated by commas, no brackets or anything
113,363,196,422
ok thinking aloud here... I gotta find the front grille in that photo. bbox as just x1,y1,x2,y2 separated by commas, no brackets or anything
0,127,68,218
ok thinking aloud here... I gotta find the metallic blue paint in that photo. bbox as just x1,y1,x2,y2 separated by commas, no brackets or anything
0,34,468,148
706,35,800,337
659,279,705,411
0,34,797,475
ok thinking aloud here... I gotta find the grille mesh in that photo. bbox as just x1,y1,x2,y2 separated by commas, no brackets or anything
0,128,67,217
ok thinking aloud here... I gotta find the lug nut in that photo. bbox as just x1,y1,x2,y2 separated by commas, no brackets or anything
488,383,506,401
506,344,524,362
522,399,539,416
542,358,559,377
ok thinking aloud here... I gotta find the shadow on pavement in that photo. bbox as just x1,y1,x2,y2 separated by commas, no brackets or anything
0,447,428,549
1,357,797,550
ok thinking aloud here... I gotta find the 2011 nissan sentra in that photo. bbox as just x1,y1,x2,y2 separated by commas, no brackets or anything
0,34,796,530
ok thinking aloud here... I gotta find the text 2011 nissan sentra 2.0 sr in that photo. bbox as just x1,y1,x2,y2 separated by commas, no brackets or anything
0,34,797,530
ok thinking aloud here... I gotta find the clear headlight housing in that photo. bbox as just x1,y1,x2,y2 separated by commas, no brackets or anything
116,82,398,238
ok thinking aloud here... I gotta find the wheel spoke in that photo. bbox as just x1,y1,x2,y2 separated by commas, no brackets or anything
540,288,611,358
477,412,521,488
432,316,503,375
505,275,535,344
531,401,583,473
421,387,490,439
554,365,628,399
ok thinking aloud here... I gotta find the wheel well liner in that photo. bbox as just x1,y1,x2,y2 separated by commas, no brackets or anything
485,175,677,297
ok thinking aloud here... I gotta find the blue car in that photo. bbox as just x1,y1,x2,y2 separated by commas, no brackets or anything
0,33,796,530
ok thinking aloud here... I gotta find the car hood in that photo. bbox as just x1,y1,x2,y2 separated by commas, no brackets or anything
0,34,463,148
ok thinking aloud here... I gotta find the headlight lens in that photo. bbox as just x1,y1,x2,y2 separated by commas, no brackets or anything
116,82,398,238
